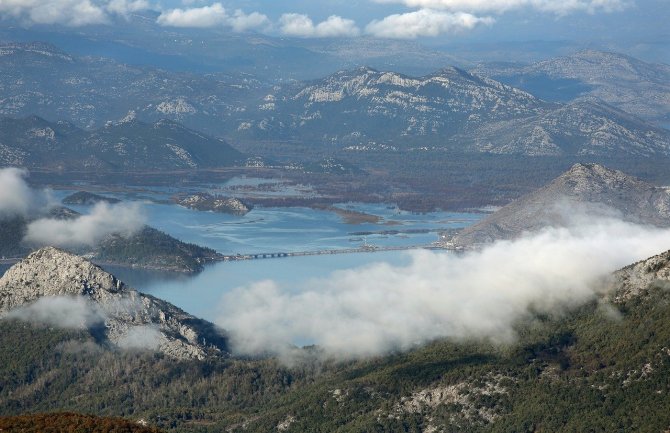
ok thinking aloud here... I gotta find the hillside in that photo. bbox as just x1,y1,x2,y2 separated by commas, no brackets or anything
450,163,670,246
94,226,220,273
0,115,243,171
0,210,221,273
473,50,670,123
0,247,228,360
1,246,670,431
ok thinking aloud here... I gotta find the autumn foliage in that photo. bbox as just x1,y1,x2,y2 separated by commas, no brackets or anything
0,412,163,433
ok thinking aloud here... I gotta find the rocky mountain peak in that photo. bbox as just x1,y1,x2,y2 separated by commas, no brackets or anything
0,247,126,311
556,163,648,193
450,164,670,247
0,247,228,360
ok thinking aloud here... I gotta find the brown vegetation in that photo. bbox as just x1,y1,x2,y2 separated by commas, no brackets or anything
0,412,163,433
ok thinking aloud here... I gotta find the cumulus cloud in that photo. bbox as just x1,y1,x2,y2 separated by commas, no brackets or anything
24,201,145,248
156,2,269,31
372,0,629,15
0,167,52,218
365,9,493,38
6,296,106,328
0,0,108,26
0,0,155,26
105,0,151,15
279,13,361,38
218,217,670,360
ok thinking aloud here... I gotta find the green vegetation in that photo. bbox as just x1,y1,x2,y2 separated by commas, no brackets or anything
62,191,121,205
2,282,670,432
0,216,29,258
95,227,221,273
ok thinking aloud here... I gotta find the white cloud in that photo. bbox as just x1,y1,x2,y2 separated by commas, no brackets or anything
0,167,52,218
156,2,269,31
117,325,162,350
228,9,271,32
218,217,670,360
365,8,493,38
24,201,145,248
105,0,151,16
156,2,226,27
279,13,361,38
0,0,109,26
372,0,630,15
6,296,106,329
0,166,145,248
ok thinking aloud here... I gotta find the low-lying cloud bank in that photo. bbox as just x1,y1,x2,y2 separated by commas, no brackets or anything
218,218,670,359
0,167,52,218
6,296,105,329
24,202,145,248
4,296,162,351
0,167,145,248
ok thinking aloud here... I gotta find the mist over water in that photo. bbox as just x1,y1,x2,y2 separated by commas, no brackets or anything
216,218,670,360
0,168,146,249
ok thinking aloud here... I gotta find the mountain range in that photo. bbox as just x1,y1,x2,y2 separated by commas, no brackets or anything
239,67,670,157
2,42,669,162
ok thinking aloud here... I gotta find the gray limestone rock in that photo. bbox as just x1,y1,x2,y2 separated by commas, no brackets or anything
0,247,228,360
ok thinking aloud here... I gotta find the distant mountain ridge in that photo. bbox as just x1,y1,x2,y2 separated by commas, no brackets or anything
0,247,228,360
0,115,243,170
451,163,670,246
0,41,264,134
473,50,670,123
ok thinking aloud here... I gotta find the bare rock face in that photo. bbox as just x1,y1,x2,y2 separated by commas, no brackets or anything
0,247,228,360
175,193,251,215
610,250,670,303
451,163,670,247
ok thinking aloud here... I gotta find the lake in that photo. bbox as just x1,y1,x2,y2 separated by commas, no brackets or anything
15,181,484,322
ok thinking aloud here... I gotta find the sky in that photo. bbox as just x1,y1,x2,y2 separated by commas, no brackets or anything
0,0,667,44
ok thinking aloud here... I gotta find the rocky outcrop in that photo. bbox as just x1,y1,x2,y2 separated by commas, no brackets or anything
175,193,251,215
610,249,670,303
62,191,121,205
450,163,670,247
0,247,228,360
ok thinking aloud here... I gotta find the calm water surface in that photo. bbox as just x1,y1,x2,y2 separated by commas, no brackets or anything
33,183,484,321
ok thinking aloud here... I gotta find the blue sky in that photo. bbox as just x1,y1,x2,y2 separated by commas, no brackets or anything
0,0,667,44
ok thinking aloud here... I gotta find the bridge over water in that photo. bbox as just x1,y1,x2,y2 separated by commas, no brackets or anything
217,243,448,262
